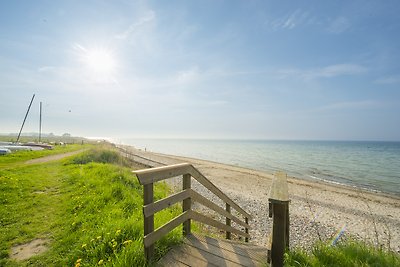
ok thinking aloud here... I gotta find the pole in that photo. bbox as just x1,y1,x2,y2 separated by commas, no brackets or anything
39,102,42,143
16,94,35,143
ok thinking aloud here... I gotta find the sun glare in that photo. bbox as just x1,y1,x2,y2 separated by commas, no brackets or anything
84,48,116,74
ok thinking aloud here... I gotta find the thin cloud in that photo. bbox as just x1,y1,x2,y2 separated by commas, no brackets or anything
269,9,310,30
375,75,400,84
207,100,228,106
319,100,379,111
71,42,87,52
115,10,155,40
314,64,367,78
37,66,55,73
175,67,201,84
327,17,351,34
278,64,367,80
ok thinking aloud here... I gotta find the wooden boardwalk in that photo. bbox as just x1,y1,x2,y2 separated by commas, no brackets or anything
158,234,268,267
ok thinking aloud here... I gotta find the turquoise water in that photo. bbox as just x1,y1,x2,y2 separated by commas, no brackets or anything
119,139,400,196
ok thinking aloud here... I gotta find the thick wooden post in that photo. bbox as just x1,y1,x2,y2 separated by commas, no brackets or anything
271,202,287,267
143,183,154,262
182,174,191,236
285,204,290,249
226,203,231,239
245,217,249,242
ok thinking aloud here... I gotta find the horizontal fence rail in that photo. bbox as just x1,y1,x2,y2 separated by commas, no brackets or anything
133,163,252,262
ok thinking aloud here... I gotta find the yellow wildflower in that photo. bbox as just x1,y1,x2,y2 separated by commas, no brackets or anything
115,229,121,235
98,259,104,265
123,240,133,245
75,263,81,267
76,259,82,263
81,243,87,248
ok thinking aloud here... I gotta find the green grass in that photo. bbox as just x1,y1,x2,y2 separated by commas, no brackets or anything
0,146,182,266
284,240,400,267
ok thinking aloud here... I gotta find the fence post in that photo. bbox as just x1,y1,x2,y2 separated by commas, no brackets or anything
245,217,249,242
143,183,154,262
271,202,287,267
182,174,191,236
226,203,231,239
286,204,290,249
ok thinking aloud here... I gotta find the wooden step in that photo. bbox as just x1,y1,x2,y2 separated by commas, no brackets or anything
158,234,268,267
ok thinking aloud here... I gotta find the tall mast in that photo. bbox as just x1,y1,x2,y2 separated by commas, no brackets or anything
16,94,35,143
39,101,42,143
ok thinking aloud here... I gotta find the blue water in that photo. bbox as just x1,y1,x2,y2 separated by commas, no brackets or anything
119,139,400,196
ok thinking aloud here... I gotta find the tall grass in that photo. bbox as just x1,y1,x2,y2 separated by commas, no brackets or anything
0,146,182,266
284,240,400,267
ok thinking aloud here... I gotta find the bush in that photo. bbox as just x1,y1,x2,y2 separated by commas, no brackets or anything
70,148,129,166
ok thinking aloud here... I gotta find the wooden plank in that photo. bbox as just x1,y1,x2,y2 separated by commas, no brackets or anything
245,217,249,242
189,234,266,251
184,237,262,266
190,211,250,239
190,190,250,229
159,245,221,267
171,243,244,267
183,174,191,236
143,189,190,217
143,183,154,260
269,171,289,203
134,163,192,185
144,211,191,248
157,252,190,267
184,234,267,265
226,203,231,240
189,165,253,220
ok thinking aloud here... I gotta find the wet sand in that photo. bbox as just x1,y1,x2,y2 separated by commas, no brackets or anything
119,145,400,252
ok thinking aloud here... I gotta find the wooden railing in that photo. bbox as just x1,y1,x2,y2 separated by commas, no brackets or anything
267,171,290,267
133,163,252,262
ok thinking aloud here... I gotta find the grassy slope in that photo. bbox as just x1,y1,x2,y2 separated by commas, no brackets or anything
0,146,182,266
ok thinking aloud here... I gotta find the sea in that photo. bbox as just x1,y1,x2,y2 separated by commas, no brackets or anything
118,139,400,196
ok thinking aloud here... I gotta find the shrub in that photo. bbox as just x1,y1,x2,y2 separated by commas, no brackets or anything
70,148,129,166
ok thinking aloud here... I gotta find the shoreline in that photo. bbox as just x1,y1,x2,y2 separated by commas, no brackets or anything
136,147,400,200
119,144,400,252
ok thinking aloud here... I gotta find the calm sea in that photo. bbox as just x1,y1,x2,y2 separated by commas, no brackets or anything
119,139,400,196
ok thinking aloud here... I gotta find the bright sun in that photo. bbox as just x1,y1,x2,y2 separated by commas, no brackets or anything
74,43,119,84
84,48,116,75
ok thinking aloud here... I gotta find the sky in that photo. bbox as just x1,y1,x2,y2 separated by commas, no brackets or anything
1,0,399,141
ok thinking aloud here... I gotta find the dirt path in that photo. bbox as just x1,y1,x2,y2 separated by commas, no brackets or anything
25,149,87,164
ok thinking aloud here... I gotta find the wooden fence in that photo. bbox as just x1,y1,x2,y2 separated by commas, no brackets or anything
133,163,252,262
133,162,290,266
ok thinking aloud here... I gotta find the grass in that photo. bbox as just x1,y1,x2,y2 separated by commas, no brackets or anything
284,240,400,267
0,145,182,266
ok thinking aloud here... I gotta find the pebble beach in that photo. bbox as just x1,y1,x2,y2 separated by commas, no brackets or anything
120,145,400,253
